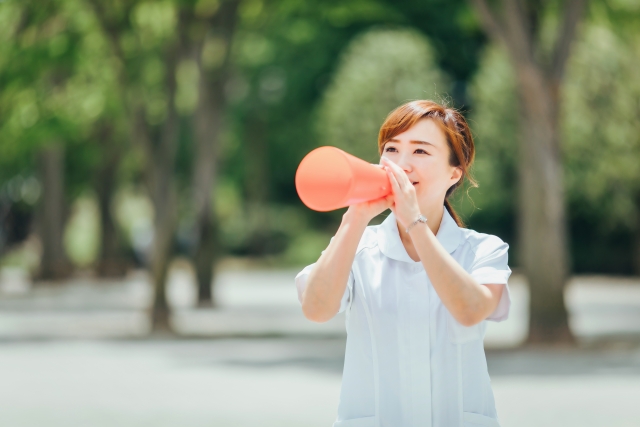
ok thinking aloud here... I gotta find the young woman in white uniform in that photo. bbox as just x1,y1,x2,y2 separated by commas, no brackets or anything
295,100,512,427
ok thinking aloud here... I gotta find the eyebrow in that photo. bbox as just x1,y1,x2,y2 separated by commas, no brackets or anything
387,138,436,147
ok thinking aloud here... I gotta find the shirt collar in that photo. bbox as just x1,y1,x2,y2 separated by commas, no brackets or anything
377,207,462,263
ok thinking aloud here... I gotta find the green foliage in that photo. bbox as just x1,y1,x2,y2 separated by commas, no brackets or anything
316,27,449,163
467,16,640,273
223,0,399,208
563,23,640,230
463,44,517,239
378,0,486,84
0,0,127,194
283,228,333,266
1,0,638,274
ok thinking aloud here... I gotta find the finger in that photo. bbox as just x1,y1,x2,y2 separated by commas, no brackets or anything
381,156,402,173
382,193,393,207
381,158,402,188
385,166,402,194
388,160,412,190
381,157,409,192
386,194,395,210
379,195,394,212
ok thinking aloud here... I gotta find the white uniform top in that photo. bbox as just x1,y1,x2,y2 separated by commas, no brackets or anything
295,209,512,427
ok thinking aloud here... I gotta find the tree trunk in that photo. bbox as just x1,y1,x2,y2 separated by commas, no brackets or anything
633,191,640,276
148,118,180,332
87,1,185,331
191,74,219,305
193,214,219,306
150,186,178,332
95,127,127,278
0,200,8,258
191,0,240,305
469,0,585,345
515,65,574,344
147,31,182,332
244,115,270,255
36,144,70,280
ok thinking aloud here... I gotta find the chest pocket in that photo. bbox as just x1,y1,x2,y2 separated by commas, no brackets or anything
446,312,483,344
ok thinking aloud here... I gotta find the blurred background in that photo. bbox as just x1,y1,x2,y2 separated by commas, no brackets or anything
1,0,640,426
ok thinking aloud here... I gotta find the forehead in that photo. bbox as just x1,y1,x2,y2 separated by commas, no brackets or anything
389,118,447,147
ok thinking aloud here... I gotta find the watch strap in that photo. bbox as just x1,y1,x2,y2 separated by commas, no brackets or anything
405,214,427,233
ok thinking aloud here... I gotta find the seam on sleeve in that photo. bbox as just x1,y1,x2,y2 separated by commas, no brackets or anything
472,269,511,285
485,282,511,322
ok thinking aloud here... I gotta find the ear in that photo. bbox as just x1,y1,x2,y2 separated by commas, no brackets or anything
450,166,463,185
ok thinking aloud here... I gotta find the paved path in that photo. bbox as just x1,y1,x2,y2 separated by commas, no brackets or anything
1,338,639,427
1,267,640,348
2,267,640,426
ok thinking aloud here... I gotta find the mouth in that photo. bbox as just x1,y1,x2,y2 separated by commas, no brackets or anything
412,182,419,186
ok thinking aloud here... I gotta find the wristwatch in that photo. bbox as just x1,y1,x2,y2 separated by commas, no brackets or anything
406,214,428,233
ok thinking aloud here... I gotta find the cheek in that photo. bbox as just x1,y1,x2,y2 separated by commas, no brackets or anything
417,161,452,188
418,161,442,180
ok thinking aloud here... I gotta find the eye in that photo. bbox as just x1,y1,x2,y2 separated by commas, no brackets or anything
415,148,429,155
384,146,397,152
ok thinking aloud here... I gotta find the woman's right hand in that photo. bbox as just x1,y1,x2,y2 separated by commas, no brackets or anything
345,165,394,223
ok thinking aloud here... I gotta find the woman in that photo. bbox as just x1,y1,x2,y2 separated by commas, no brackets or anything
295,100,512,427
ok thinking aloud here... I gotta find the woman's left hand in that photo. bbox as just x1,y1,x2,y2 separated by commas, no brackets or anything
380,156,422,231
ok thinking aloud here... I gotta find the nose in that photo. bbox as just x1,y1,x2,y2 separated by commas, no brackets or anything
395,151,413,173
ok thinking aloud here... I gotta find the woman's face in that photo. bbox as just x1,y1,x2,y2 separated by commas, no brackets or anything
380,118,462,207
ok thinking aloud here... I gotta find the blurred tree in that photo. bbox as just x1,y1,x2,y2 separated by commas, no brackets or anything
216,0,489,265
223,0,402,256
468,2,640,340
60,0,135,277
189,0,240,306
470,0,586,344
463,43,518,247
563,17,640,275
88,0,190,330
92,122,129,277
88,0,243,326
379,0,486,105
36,144,70,279
0,0,90,280
316,27,448,164
0,0,137,279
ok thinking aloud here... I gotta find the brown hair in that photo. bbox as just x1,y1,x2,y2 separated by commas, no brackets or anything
377,100,477,227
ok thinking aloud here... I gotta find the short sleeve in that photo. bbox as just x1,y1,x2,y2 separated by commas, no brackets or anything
470,235,512,322
294,237,354,314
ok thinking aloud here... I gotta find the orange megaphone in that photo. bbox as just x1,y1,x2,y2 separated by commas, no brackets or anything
295,146,391,212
